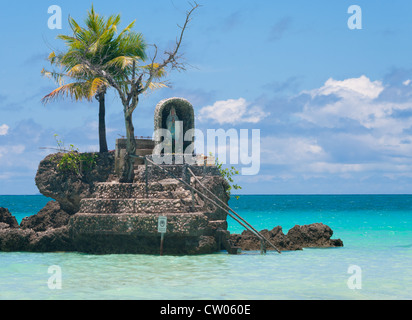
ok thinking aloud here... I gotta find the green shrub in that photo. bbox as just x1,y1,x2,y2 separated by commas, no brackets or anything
51,134,97,176
57,151,97,176
211,153,242,199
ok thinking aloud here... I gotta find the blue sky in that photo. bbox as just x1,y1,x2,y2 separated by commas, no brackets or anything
1,0,412,194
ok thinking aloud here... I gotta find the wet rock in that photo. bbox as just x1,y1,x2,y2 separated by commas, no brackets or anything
286,223,343,248
230,223,343,252
28,226,75,252
0,203,74,253
0,223,10,230
0,225,75,253
20,201,71,232
0,228,34,252
230,226,300,252
0,207,19,229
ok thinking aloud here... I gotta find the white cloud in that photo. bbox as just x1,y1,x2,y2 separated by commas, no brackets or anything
198,98,269,124
257,76,412,183
0,145,26,159
308,75,384,99
297,75,412,133
261,136,328,165
0,124,9,136
0,172,13,180
306,162,365,174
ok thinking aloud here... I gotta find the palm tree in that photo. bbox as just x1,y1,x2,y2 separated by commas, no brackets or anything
41,6,146,154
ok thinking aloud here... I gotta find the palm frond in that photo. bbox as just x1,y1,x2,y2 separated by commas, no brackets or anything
117,32,147,60
67,64,91,78
41,68,65,86
147,81,168,91
118,20,136,37
69,17,83,34
42,82,92,104
89,77,108,99
48,52,58,65
57,34,79,44
105,56,135,70
106,14,121,30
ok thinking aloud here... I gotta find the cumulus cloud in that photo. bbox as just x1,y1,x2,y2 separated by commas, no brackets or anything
261,136,327,166
308,75,384,99
296,75,412,134
198,98,269,125
0,124,9,135
255,74,412,189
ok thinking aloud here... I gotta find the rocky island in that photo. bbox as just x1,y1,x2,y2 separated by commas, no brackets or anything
0,150,343,254
0,98,343,255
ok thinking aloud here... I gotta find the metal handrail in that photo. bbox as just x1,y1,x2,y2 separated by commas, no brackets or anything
129,154,281,254
187,167,281,254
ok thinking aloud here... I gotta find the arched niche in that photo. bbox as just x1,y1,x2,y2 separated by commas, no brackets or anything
154,97,195,152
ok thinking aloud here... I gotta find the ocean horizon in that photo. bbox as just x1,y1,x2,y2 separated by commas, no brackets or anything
1,194,411,300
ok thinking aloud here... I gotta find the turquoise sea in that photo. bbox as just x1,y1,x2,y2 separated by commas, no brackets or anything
0,194,411,300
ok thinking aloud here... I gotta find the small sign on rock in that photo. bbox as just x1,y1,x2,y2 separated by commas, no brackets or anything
158,216,167,234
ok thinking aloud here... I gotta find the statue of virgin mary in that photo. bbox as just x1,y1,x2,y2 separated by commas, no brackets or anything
166,107,181,153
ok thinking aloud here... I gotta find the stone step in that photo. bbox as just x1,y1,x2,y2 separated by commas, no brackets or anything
70,212,211,237
79,198,193,214
93,180,191,199
133,164,220,183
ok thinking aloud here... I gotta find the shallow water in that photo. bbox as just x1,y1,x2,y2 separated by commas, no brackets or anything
0,195,411,300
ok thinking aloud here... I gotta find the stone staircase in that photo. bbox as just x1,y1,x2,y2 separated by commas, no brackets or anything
69,164,239,255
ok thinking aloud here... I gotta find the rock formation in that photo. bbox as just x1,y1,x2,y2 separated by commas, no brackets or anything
230,223,343,252
0,150,344,254
1,150,233,254
0,204,74,252
0,207,19,229
0,203,344,254
286,223,344,248
20,201,71,232
35,151,116,214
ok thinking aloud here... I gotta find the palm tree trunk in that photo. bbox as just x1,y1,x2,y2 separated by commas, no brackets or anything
97,92,108,153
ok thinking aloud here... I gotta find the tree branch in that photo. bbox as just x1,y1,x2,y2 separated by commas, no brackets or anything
139,2,200,95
